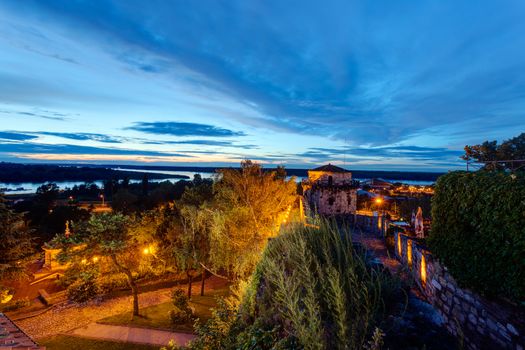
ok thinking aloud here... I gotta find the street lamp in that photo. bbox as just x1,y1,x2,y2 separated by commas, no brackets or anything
99,194,105,206
375,197,385,235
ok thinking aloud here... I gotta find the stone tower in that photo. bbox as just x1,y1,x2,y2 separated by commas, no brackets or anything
303,164,358,216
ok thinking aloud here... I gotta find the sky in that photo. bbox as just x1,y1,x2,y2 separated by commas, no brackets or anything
0,0,524,171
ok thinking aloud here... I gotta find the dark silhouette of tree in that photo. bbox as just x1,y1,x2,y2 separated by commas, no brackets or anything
463,132,525,170
0,195,34,281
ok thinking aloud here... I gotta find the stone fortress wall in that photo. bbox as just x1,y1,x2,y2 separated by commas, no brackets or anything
394,232,525,350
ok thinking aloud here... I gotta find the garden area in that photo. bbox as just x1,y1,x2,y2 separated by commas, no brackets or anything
98,286,229,333
40,335,159,350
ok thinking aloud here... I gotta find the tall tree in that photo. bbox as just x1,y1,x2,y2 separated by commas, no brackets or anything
463,132,525,170
208,160,297,280
0,195,34,281
57,212,162,316
174,204,210,298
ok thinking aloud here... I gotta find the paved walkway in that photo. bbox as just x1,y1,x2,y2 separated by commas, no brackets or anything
69,323,196,347
351,230,402,272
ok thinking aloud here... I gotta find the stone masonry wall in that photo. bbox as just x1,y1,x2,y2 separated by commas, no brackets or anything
394,232,525,350
306,187,356,216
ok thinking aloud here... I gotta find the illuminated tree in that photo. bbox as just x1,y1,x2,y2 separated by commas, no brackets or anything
208,160,297,280
174,204,210,298
57,212,162,316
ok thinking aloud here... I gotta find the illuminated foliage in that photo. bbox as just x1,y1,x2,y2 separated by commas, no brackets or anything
208,160,297,280
189,221,398,350
57,212,163,316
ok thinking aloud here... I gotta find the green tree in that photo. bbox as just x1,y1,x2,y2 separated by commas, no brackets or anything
208,160,297,280
111,189,138,212
463,132,525,170
175,204,211,298
0,195,34,280
35,182,59,209
57,212,162,316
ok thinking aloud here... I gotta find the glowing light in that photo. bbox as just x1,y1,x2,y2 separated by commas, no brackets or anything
143,248,150,255
1,293,13,304
407,240,413,268
81,259,87,264
92,256,99,263
397,235,402,256
375,197,383,204
421,254,427,285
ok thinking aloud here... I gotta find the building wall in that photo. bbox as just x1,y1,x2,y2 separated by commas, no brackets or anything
307,187,356,215
395,232,525,350
307,171,353,186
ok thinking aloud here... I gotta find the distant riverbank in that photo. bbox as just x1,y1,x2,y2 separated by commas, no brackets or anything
0,162,440,195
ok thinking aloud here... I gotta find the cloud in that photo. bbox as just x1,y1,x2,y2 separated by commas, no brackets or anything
8,0,522,146
37,132,123,143
0,131,38,141
0,0,523,170
0,109,70,121
127,121,246,137
296,145,464,164
0,141,192,157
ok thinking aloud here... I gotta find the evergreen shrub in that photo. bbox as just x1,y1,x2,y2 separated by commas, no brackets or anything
66,278,99,302
428,171,525,303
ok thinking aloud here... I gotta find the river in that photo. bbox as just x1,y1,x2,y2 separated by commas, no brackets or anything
0,167,433,194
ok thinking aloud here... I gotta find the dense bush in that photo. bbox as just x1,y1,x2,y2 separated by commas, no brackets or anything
96,274,129,295
170,289,193,324
428,171,525,303
0,297,30,312
66,278,99,302
189,221,400,350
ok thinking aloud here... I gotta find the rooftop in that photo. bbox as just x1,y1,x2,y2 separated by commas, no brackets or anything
310,163,351,173
0,313,45,349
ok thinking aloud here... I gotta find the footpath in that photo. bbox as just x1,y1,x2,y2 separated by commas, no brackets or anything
68,323,195,347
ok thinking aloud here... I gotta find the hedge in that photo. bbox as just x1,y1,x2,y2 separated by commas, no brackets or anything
428,171,525,303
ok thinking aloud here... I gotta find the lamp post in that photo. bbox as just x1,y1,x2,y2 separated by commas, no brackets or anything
99,194,105,206
375,197,384,236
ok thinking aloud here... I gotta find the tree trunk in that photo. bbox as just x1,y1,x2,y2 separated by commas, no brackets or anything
200,268,206,296
187,271,193,300
111,254,140,316
129,277,140,317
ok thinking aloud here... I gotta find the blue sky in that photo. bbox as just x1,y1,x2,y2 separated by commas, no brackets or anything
0,0,524,171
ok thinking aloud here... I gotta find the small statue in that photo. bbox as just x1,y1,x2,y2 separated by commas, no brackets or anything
415,207,424,238
65,221,71,238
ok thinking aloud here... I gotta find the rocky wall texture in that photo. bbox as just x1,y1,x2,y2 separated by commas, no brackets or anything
394,232,525,350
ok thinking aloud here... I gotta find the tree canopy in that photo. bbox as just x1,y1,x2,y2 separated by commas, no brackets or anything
0,195,34,281
56,212,163,315
463,132,525,170
207,160,297,280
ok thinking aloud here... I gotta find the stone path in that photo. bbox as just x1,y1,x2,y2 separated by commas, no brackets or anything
352,230,402,272
16,276,227,340
69,323,196,347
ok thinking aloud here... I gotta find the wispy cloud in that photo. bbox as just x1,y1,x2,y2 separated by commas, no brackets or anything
37,132,123,143
127,121,246,137
0,131,38,141
0,141,192,157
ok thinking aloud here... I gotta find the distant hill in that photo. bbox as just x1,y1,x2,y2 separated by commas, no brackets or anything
0,162,189,183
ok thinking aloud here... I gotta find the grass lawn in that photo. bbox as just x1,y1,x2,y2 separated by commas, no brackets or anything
40,335,159,350
98,287,229,333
